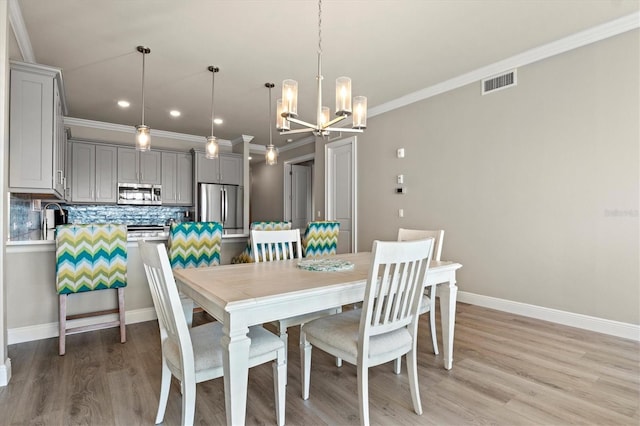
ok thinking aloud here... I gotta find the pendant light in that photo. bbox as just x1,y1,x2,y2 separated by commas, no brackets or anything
205,66,220,159
265,83,278,165
135,46,151,151
278,0,367,136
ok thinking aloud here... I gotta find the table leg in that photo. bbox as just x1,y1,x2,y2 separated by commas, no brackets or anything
221,322,251,426
438,279,458,370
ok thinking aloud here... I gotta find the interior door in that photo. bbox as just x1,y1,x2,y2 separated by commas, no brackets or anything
326,137,357,253
291,164,312,230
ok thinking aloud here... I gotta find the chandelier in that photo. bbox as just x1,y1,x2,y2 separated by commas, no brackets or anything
277,0,367,137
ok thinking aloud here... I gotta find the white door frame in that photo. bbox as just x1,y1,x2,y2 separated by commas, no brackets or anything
325,136,357,253
283,153,315,222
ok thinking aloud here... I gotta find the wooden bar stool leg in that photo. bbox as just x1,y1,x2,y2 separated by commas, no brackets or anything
118,287,126,343
59,294,67,356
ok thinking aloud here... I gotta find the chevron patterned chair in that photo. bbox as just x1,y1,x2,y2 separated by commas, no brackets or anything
55,224,127,356
167,222,223,269
167,222,223,324
302,221,340,257
231,221,291,263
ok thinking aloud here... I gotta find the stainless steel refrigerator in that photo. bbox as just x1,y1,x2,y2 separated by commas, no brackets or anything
198,183,243,233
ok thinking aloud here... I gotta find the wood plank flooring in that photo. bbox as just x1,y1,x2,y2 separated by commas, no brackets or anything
1,303,638,425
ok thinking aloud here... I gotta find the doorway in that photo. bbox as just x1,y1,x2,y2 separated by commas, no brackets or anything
283,154,314,230
325,136,357,253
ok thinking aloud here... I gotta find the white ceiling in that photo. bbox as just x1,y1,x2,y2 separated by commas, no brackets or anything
8,0,640,149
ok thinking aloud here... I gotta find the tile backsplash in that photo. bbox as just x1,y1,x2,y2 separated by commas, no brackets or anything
9,194,192,239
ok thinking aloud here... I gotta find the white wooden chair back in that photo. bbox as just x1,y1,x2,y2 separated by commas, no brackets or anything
138,241,195,373
360,239,434,349
397,228,444,261
251,229,302,262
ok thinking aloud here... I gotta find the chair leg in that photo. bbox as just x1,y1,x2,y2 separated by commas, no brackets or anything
272,346,287,426
407,346,423,416
182,373,197,426
393,357,401,374
58,294,67,356
357,362,370,426
429,288,439,355
118,287,126,343
300,331,312,400
155,356,172,424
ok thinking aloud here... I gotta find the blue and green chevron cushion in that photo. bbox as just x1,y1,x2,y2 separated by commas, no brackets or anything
231,221,291,264
56,224,128,295
303,221,340,257
168,222,223,269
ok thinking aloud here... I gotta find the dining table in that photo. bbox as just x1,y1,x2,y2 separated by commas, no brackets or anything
173,251,462,426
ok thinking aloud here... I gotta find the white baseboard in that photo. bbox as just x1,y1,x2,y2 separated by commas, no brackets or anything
7,307,157,345
458,291,640,342
0,358,11,386
8,295,640,344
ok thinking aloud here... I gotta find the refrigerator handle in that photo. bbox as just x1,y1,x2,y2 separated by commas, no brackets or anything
219,187,224,223
223,188,228,223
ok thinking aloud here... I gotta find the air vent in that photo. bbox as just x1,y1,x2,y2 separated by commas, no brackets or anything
482,70,517,95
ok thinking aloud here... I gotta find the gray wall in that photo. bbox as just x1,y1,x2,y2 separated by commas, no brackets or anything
249,30,639,325
357,31,639,324
250,142,315,222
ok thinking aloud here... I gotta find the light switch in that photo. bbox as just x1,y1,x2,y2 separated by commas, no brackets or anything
397,148,405,158
397,174,404,184
399,209,404,218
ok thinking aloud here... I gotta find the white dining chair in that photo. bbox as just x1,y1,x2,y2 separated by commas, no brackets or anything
138,241,286,426
252,228,343,367
397,228,445,359
300,238,434,426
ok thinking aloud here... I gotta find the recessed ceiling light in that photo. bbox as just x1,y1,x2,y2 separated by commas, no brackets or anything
287,138,293,143
117,100,130,108
213,118,223,125
170,110,181,117
248,156,253,160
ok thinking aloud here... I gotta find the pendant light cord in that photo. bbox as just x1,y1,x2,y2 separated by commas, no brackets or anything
318,0,322,56
141,50,146,125
210,69,215,136
268,85,273,146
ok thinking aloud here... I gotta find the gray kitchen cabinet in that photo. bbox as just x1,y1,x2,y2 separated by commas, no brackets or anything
193,150,242,185
71,142,117,203
9,61,67,198
117,147,161,185
161,151,193,205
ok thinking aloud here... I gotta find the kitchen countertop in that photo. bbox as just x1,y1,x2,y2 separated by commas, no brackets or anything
7,230,249,247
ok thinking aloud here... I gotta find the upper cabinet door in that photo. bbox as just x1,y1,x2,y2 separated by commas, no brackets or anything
117,147,161,185
9,62,65,198
219,154,243,185
139,150,162,185
176,152,193,204
94,145,118,202
71,142,96,202
117,147,139,183
195,151,220,183
161,152,178,203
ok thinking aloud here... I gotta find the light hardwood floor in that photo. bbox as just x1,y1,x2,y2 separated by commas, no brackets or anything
1,303,638,425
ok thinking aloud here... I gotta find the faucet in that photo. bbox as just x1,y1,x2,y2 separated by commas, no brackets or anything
42,202,66,229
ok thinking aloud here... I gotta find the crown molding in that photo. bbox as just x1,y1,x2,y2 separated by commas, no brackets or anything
369,11,640,118
63,117,232,147
8,0,35,63
231,135,254,146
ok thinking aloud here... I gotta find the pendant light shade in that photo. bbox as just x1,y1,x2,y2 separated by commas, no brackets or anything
135,46,151,151
265,83,278,166
206,66,220,159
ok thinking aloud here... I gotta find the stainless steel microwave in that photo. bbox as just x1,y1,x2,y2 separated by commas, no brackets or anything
117,183,162,205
